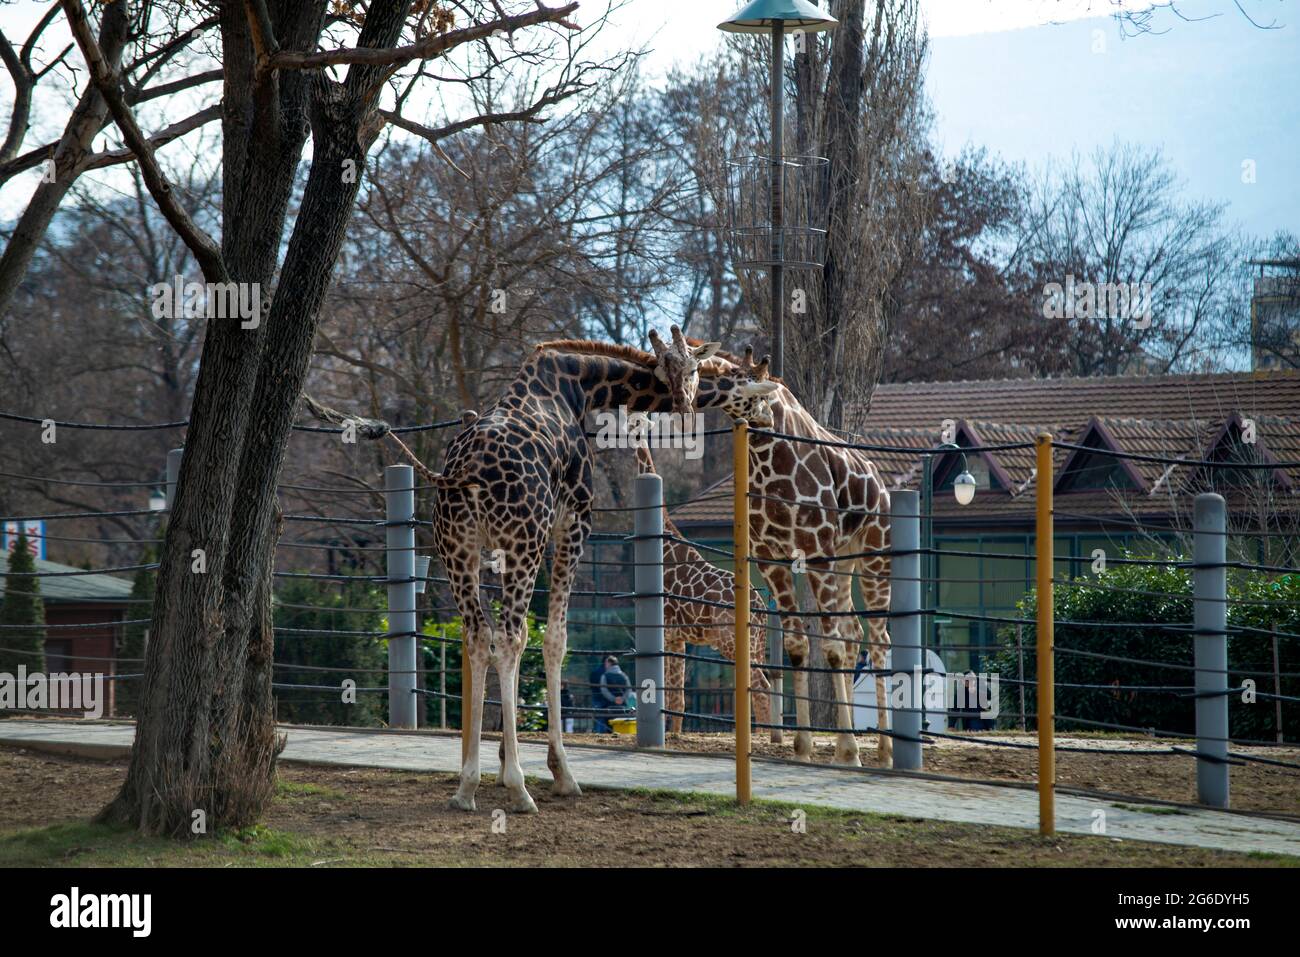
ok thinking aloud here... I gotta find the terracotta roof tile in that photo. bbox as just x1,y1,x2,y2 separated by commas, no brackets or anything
670,371,1300,527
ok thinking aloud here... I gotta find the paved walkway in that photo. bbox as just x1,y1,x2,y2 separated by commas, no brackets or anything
3,718,1299,857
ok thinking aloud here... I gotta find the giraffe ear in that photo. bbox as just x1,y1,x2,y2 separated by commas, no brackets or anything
692,341,722,361
740,380,779,398
653,364,668,383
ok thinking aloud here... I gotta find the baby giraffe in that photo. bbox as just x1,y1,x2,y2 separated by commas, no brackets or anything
633,444,774,741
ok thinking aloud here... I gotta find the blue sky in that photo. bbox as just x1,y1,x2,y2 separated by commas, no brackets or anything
2,0,1296,240
923,0,1299,240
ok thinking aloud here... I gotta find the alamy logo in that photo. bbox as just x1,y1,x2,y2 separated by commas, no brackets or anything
592,407,704,460
149,276,262,329
49,887,151,937
887,668,999,719
0,667,103,718
1041,274,1153,327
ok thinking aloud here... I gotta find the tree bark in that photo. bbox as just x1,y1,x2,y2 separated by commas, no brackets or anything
99,0,404,835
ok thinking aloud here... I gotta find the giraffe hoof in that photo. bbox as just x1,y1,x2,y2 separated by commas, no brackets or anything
508,790,539,814
793,732,814,761
551,777,582,797
833,749,862,768
448,793,477,813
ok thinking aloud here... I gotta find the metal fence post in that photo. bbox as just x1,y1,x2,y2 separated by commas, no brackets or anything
1035,432,1055,836
891,490,923,770
386,464,417,729
634,471,665,748
733,421,752,804
1194,492,1230,808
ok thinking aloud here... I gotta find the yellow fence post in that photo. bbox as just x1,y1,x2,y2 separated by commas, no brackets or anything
1035,431,1055,836
734,420,752,804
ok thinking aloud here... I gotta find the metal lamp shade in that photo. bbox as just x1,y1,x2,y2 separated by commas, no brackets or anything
717,0,838,33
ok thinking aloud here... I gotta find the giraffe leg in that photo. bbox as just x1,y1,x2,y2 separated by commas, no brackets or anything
749,617,774,742
450,623,490,811
761,563,812,760
495,646,536,813
861,555,893,768
492,551,543,814
812,567,861,767
543,512,584,797
495,661,522,785
665,632,685,736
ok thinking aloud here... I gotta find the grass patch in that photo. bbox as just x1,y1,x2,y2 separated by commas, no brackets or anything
0,819,334,868
276,780,347,801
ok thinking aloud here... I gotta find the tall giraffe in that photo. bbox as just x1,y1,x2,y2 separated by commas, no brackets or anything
428,333,779,813
694,345,894,767
633,444,773,740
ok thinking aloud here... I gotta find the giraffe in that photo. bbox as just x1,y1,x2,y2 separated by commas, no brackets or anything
690,344,894,768
427,331,780,813
633,443,774,741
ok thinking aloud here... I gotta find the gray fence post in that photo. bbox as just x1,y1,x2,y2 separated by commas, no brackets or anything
1193,492,1229,808
166,448,183,510
634,472,665,748
386,464,418,729
891,489,923,770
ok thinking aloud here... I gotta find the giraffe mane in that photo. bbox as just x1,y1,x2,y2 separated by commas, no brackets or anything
533,338,734,377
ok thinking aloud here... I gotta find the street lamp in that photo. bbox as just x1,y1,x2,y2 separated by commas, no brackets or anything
719,1,837,379
953,467,977,506
921,442,976,663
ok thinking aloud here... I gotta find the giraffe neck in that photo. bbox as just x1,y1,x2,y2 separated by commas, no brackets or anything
529,351,732,419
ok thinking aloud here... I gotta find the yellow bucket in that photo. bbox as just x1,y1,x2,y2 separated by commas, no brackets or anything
609,716,637,735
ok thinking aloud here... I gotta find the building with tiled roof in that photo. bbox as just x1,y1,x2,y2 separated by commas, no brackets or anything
670,370,1300,675
0,552,133,716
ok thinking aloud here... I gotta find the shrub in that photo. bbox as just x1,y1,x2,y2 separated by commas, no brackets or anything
0,531,46,677
988,557,1299,742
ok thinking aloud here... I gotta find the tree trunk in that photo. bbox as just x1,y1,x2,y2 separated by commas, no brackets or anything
98,0,406,836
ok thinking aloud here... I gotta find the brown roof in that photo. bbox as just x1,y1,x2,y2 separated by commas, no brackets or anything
864,369,1300,430
670,371,1300,528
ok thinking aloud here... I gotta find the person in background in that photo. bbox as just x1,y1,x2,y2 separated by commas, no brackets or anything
598,655,632,731
589,657,610,732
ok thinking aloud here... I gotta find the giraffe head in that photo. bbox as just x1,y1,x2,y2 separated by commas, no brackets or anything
715,346,779,428
648,325,721,415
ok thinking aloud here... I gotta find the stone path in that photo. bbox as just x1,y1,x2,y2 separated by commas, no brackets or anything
3,718,1298,857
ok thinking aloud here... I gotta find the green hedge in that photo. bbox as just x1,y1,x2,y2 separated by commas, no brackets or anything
273,578,387,727
988,559,1299,742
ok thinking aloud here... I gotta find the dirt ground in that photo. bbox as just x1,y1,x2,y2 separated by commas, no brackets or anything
0,747,1296,868
520,730,1300,817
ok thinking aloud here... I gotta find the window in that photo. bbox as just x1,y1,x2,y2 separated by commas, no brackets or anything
1056,449,1138,492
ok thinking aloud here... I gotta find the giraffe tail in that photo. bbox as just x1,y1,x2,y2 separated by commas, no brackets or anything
385,432,481,490
635,443,656,475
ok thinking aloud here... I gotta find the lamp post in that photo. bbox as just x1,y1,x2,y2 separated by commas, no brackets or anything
719,0,837,379
921,442,976,654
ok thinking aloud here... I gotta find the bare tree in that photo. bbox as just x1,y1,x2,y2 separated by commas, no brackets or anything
0,0,626,836
1025,140,1244,377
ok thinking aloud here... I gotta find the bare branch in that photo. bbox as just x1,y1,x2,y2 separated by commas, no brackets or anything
265,3,579,72
58,0,227,283
79,103,223,172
